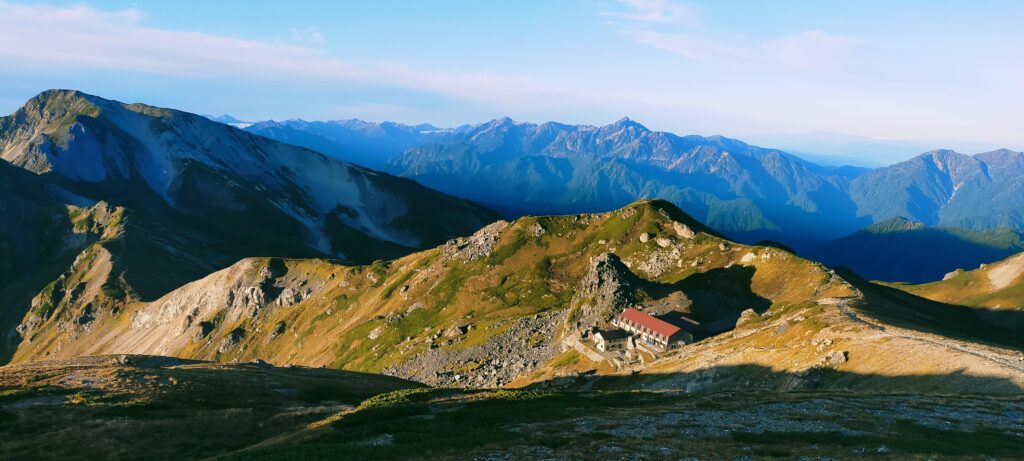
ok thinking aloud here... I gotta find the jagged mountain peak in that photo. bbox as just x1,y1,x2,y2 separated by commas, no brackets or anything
610,116,648,131
478,116,522,130
907,149,975,171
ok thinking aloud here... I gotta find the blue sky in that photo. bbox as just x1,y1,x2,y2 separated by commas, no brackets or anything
1,0,1022,163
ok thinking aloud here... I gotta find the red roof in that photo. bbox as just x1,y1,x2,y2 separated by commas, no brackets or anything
619,308,681,338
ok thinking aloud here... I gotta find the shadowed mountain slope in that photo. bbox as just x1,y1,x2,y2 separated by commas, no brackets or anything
811,217,1024,283
0,90,498,361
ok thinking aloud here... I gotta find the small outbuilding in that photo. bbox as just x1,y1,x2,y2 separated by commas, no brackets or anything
593,329,632,352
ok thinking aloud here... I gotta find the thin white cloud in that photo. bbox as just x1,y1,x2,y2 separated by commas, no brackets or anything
604,0,750,62
762,30,860,72
627,28,749,60
602,0,699,25
604,1,861,72
290,27,326,45
0,1,567,108
0,2,361,79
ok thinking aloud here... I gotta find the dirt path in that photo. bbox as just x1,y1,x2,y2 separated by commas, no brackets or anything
835,299,1024,373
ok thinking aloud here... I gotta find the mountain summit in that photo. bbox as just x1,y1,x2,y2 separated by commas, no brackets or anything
0,90,496,257
0,89,498,360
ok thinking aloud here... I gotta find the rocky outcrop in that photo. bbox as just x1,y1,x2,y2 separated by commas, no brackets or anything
567,253,641,332
384,312,563,387
441,220,510,262
16,241,117,343
824,350,848,367
632,246,683,278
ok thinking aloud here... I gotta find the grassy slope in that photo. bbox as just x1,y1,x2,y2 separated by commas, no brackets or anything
226,387,1024,460
14,200,1023,398
14,200,851,374
893,252,1024,310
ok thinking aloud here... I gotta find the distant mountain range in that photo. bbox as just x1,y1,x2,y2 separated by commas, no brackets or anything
248,118,866,246
246,119,463,170
246,117,1024,279
744,131,1021,168
202,113,253,128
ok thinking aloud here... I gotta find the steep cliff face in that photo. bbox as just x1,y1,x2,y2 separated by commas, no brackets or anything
0,159,121,360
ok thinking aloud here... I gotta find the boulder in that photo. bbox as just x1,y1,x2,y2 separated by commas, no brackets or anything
218,327,246,353
672,221,696,239
736,308,759,327
825,350,848,367
445,324,472,338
